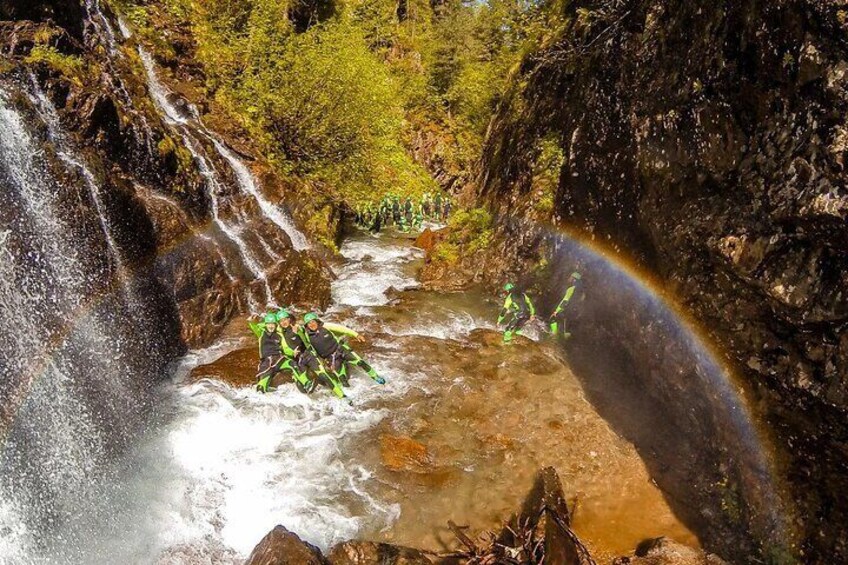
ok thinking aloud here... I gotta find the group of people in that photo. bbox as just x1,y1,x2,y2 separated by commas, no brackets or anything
354,192,452,233
248,308,385,402
497,271,583,343
247,273,583,401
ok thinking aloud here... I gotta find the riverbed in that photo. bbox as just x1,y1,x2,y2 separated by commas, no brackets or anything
136,226,698,563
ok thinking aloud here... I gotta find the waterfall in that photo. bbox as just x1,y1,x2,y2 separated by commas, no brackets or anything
135,43,309,252
27,80,124,272
182,134,273,307
210,139,310,251
0,85,178,561
136,44,316,309
84,0,121,57
83,0,158,161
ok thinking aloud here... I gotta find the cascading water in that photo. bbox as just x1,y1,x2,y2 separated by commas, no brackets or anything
209,138,310,252
77,230,460,563
136,44,308,252
134,43,310,308
83,0,158,161
26,79,127,281
183,134,272,308
0,84,179,562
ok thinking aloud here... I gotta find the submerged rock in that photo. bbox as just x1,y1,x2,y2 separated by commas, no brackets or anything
327,541,437,565
614,537,727,565
190,345,259,388
379,434,432,472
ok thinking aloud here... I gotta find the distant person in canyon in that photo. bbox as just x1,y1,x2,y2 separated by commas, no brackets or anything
404,197,413,223
392,197,401,224
498,283,536,343
370,208,383,233
301,312,386,387
549,272,583,339
441,198,452,221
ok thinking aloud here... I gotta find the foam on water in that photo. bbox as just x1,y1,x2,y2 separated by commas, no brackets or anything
163,380,397,555
117,234,433,560
383,308,495,341
331,238,423,307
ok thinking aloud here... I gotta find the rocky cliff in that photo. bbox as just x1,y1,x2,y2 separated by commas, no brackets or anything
0,0,333,347
473,0,848,561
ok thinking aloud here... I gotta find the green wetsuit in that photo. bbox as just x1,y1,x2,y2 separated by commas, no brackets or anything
498,291,536,343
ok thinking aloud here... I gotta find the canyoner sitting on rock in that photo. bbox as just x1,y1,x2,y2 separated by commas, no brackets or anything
549,272,582,339
273,309,348,400
248,313,286,393
497,283,536,343
247,310,347,400
301,312,386,387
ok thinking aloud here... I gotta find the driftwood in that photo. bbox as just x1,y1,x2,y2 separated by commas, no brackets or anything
440,467,597,565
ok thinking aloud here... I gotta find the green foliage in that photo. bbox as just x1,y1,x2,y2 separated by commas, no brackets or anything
431,206,493,264
122,0,558,226
304,205,338,251
151,0,436,205
433,241,460,263
24,46,89,86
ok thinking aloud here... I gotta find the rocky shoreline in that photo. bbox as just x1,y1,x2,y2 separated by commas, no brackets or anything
243,468,725,565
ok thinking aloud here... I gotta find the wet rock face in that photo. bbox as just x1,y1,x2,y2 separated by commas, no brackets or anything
0,1,86,41
0,4,332,348
480,0,848,560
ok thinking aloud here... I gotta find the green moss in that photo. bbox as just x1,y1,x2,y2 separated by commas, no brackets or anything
426,207,493,265
157,135,177,158
432,241,460,264
24,46,88,87
304,207,338,253
33,27,58,45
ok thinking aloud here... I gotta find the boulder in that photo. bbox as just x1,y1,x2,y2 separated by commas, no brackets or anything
190,346,260,387
245,526,326,565
413,227,447,254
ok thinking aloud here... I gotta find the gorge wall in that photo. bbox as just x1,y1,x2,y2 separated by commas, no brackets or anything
0,0,333,349
469,0,848,562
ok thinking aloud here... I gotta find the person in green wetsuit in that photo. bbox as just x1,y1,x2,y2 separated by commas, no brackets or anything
301,313,386,386
497,282,536,343
249,313,286,392
549,272,582,339
398,213,411,233
274,309,348,400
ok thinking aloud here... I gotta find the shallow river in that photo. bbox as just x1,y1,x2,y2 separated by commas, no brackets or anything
62,227,697,564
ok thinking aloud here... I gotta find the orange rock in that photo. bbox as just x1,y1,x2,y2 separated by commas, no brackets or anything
482,433,515,451
413,227,448,255
190,346,262,388
380,434,432,472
